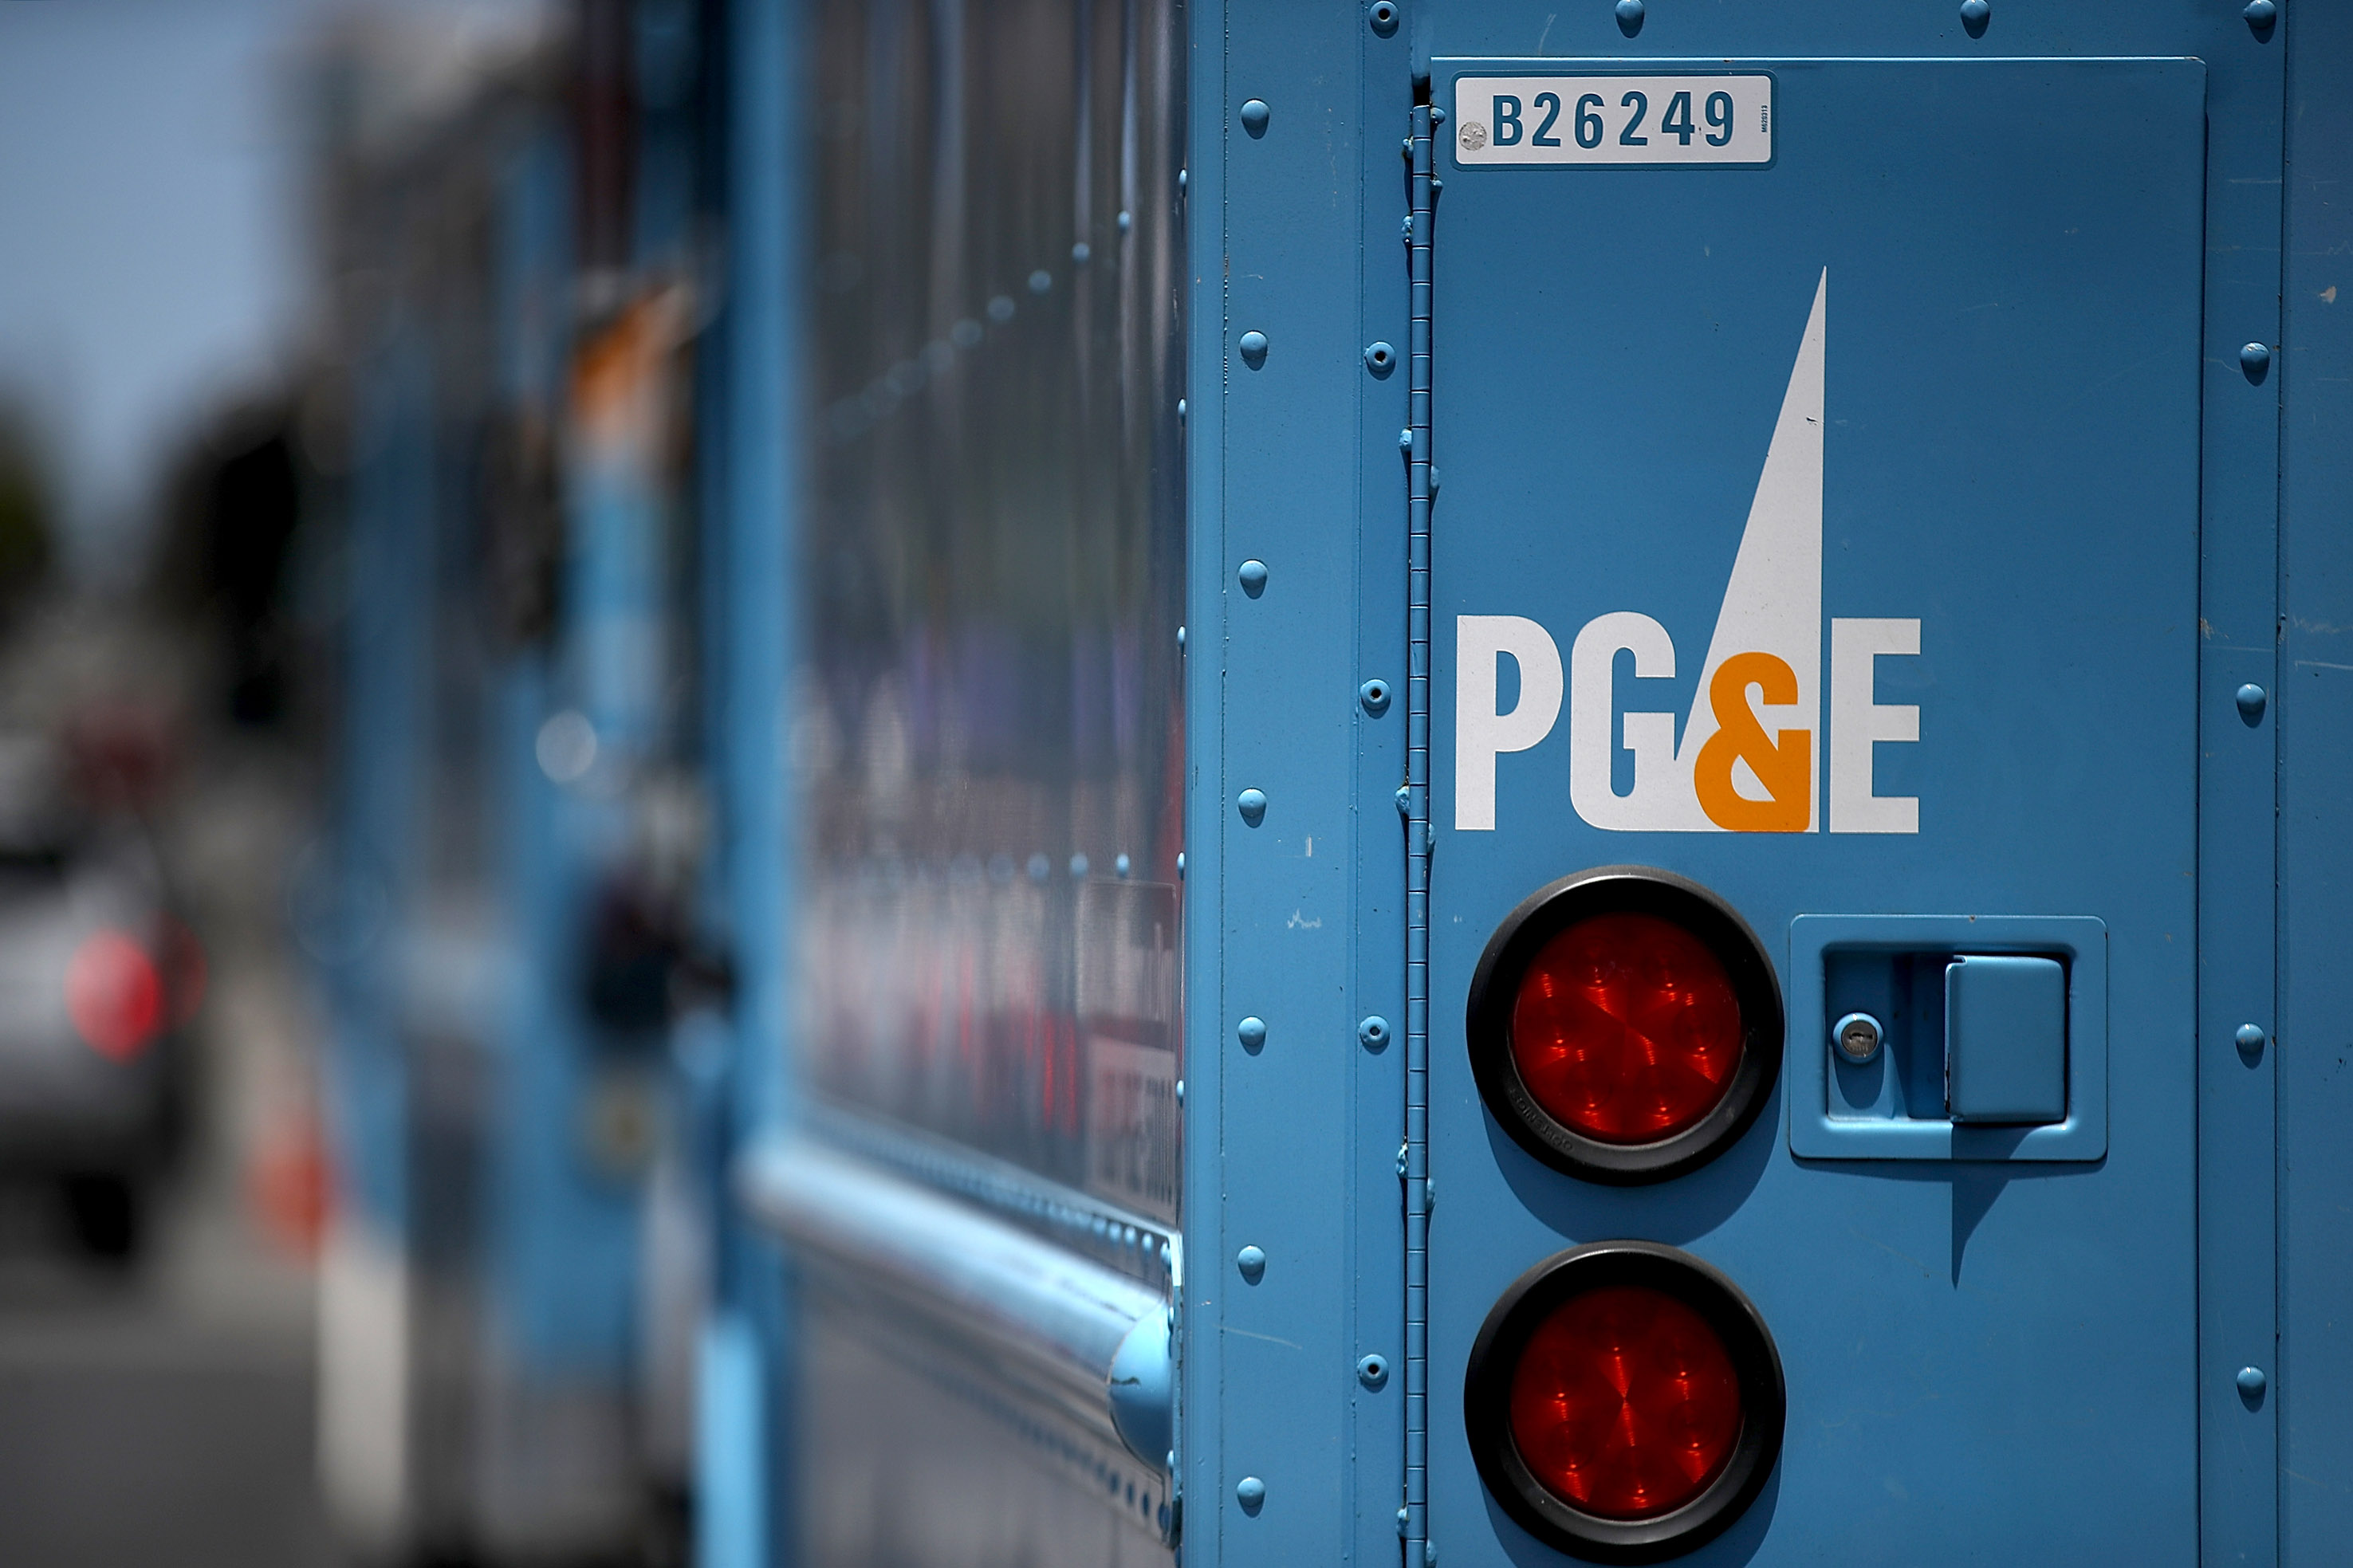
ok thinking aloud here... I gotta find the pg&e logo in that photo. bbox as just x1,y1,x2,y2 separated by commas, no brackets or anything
1454,273,1922,837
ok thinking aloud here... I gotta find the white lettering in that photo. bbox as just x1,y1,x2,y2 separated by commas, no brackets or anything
1829,617,1921,834
1454,615,1564,831
1568,612,1685,831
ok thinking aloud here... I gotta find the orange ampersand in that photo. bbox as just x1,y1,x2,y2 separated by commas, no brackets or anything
1694,651,1812,832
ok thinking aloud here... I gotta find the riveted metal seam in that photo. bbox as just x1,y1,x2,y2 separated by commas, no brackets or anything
1403,96,1434,1567
2196,13,2287,1566
1178,0,1231,1551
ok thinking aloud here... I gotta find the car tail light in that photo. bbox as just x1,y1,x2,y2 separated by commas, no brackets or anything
1468,867,1782,1183
65,929,164,1062
1467,1242,1784,1563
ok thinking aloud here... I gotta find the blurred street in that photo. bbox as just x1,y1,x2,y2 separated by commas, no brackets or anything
0,608,329,1568
0,4,723,1562
0,1222,325,1568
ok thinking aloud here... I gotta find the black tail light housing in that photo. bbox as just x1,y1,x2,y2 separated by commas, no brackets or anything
1466,867,1783,1185
1465,1241,1786,1563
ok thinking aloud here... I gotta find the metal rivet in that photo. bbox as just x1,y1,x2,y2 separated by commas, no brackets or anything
2245,0,2276,30
1368,0,1399,35
1069,853,1090,879
1176,851,1186,878
1027,853,1051,883
1237,1016,1268,1054
1430,105,1445,125
987,294,1016,323
2241,341,2272,383
1360,678,1391,715
1237,788,1267,825
1029,269,1053,294
1236,1475,1266,1512
1116,852,1132,878
2237,1366,2268,1403
1176,398,1187,422
1238,559,1269,596
1239,99,1271,137
1117,210,1132,232
1614,0,1644,34
1959,0,1989,35
1364,340,1397,377
2237,682,2268,725
1833,1012,1885,1064
1178,167,1187,191
1236,1246,1266,1283
1238,329,1269,369
2236,1023,2268,1060
1357,1354,1390,1388
1072,241,1091,263
1175,625,1186,650
1359,1016,1391,1052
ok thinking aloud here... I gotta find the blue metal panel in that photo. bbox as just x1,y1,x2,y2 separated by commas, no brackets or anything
327,328,435,1241
1398,14,2288,1557
2277,8,2353,1562
723,0,797,1157
2197,4,2288,1559
1184,1,1375,1559
710,0,799,1562
1423,53,2205,1565
1417,0,2268,73
635,0,701,264
494,128,571,411
478,193,644,1384
486,686,643,1373
569,432,666,758
1944,957,2067,1125
1350,17,1414,1568
697,1311,768,1568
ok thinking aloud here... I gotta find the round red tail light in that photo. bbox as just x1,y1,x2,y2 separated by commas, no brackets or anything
1510,914,1743,1145
65,929,163,1063
1469,868,1782,1184
1509,1285,1741,1519
1468,1243,1784,1563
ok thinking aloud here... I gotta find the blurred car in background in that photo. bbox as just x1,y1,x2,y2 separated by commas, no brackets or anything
0,728,195,1262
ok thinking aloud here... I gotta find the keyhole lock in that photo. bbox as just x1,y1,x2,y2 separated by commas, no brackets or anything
1832,1012,1885,1064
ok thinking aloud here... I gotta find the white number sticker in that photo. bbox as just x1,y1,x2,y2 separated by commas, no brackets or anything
1451,74,1773,167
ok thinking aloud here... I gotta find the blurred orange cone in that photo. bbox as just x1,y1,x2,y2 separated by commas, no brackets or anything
250,1102,331,1262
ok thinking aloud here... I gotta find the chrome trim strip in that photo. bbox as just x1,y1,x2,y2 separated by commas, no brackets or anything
804,1101,1179,1291
738,1133,1172,1466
